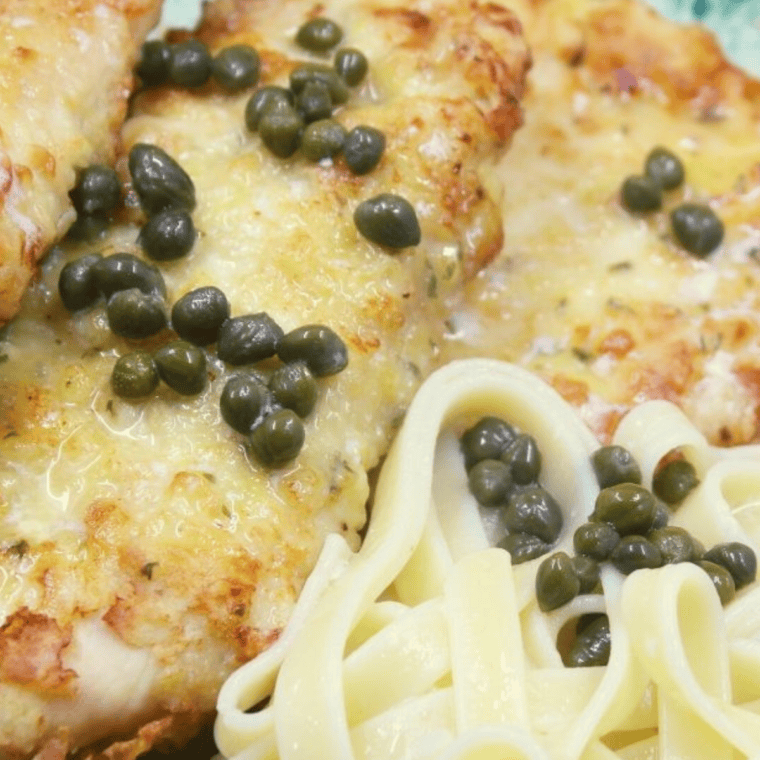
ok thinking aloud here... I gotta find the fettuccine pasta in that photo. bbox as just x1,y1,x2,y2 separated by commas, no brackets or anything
214,359,760,760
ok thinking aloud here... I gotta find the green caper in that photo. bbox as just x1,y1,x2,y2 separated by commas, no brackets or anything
58,253,103,311
535,552,580,612
171,286,230,346
652,458,699,505
698,560,736,605
592,483,656,536
342,126,385,175
467,459,512,507
563,615,610,668
70,165,121,217
138,208,196,261
300,119,346,162
691,536,706,562
648,526,697,564
169,39,212,88
610,536,663,575
258,103,304,158
106,289,167,339
211,44,260,91
621,175,662,213
573,522,620,561
497,532,549,564
220,372,272,433
92,252,166,299
65,214,109,242
334,47,368,86
249,408,305,467
268,362,318,418
703,542,757,590
591,445,642,489
154,340,207,395
245,86,295,132
289,64,349,104
295,18,343,53
296,81,333,123
571,555,600,594
111,351,159,399
136,40,171,87
277,324,348,377
651,498,670,530
128,143,196,214
354,193,421,249
670,203,724,257
217,313,284,365
505,485,563,544
501,433,541,485
644,146,684,190
460,416,516,470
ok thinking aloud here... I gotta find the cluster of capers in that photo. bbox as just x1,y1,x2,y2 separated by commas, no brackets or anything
620,146,724,257
460,416,564,561
136,38,261,92
535,445,757,620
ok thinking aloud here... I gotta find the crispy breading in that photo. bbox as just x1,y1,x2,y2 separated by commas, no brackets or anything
0,0,530,756
0,0,162,325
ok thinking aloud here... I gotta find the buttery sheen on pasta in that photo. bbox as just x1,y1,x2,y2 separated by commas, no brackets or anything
214,359,760,760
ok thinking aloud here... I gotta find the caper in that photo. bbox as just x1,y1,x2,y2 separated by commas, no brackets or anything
296,81,333,123
70,165,121,217
135,40,171,87
342,126,385,175
249,408,305,467
128,143,196,214
138,208,196,262
651,499,670,530
621,175,662,213
698,560,736,605
300,119,346,162
106,288,167,339
268,362,318,418
258,103,304,158
289,64,349,104
460,416,515,470
610,536,663,575
571,555,600,594
92,253,166,299
111,351,159,399
670,203,724,257
217,313,284,365
211,44,260,91
334,47,368,86
295,18,343,53
244,86,295,132
691,536,706,561
171,286,230,346
497,532,550,564
220,372,272,433
65,214,109,242
592,483,656,536
354,193,421,249
467,459,512,507
154,340,207,395
277,324,348,376
535,552,580,612
652,458,699,505
573,522,620,561
703,542,757,590
563,615,610,668
648,526,697,564
505,485,563,544
501,433,541,486
591,445,642,489
58,253,103,311
169,40,212,88
644,146,684,190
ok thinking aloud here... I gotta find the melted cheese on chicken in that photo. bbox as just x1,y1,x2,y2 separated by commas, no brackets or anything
0,1,529,757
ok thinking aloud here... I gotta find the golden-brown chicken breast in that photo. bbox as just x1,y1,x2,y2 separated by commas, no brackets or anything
0,0,163,324
0,0,529,757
